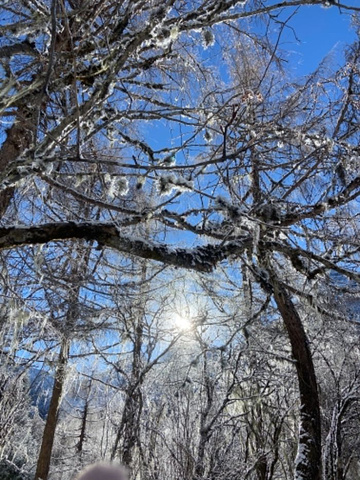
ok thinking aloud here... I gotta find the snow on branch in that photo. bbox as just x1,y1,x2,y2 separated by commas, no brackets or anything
0,222,252,273
157,174,193,196
281,175,360,226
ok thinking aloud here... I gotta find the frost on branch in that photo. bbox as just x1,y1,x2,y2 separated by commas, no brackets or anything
104,174,129,198
215,196,242,220
294,425,313,480
160,154,176,166
203,130,213,142
157,174,193,196
254,202,282,224
202,29,215,49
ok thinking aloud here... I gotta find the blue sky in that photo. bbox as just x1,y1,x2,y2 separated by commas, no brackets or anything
282,4,356,74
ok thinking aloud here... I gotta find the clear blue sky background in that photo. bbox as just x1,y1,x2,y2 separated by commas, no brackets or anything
282,4,356,74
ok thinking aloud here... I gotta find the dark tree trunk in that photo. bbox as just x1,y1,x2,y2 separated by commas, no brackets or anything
77,379,92,458
111,318,144,467
35,340,69,480
0,107,35,217
270,275,322,480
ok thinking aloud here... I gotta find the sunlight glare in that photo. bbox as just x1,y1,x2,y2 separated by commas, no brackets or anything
174,312,192,330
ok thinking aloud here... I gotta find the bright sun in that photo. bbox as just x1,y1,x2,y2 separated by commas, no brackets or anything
173,313,192,330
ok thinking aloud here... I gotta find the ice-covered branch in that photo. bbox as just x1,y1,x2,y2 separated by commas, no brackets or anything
0,222,252,273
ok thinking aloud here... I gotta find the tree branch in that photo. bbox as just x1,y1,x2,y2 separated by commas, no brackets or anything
0,222,252,272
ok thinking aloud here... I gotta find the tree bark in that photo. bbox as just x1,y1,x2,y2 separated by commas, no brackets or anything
270,275,322,480
77,379,92,458
111,262,148,468
35,340,69,480
0,106,35,217
0,221,252,273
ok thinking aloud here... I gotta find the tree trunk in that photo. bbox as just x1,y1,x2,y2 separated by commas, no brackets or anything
111,263,148,468
35,340,69,480
111,324,144,466
77,379,92,458
323,395,355,480
270,276,322,480
0,107,35,217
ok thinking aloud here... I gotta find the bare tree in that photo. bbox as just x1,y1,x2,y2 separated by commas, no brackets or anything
1,3,360,480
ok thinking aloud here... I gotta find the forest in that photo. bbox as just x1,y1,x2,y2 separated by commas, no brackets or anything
0,1,360,479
